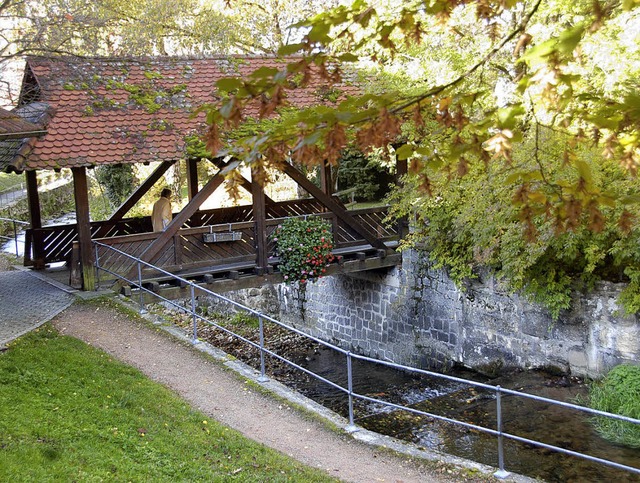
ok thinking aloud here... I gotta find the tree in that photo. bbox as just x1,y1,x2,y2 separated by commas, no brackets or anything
200,0,640,314
0,0,341,104
204,0,640,229
94,164,136,209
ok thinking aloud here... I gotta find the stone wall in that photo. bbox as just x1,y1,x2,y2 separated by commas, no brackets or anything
202,250,640,378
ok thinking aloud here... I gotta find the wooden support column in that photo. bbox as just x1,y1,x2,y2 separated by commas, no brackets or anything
25,170,44,269
252,168,268,275
25,170,41,228
187,158,199,200
72,167,95,291
319,162,333,196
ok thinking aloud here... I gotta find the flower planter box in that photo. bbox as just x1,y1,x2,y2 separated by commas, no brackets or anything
203,231,242,243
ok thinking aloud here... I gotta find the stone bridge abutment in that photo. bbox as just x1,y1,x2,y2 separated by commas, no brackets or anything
202,250,640,379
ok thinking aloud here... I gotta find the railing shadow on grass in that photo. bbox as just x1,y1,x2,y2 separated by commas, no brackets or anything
93,240,640,481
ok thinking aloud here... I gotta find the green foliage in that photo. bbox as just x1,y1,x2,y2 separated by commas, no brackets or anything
94,164,136,209
0,173,23,192
389,126,640,318
271,217,335,284
588,365,640,448
202,0,640,249
0,323,336,482
337,148,393,202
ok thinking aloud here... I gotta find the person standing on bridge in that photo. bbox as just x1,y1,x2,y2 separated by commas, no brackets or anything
152,188,172,231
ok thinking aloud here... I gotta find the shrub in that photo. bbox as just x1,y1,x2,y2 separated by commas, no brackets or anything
337,147,393,202
589,364,640,448
271,217,334,284
94,164,136,208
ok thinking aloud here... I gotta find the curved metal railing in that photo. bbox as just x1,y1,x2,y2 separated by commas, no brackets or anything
93,240,640,480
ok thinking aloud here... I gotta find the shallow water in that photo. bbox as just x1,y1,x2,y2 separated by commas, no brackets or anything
293,347,640,482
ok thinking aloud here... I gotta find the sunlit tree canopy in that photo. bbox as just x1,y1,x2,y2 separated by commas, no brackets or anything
200,0,640,315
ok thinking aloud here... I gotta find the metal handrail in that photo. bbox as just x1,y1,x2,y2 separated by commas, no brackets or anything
92,240,640,479
0,182,26,206
0,216,28,256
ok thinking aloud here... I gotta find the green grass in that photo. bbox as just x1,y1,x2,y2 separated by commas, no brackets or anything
589,364,640,448
0,172,23,192
0,325,337,482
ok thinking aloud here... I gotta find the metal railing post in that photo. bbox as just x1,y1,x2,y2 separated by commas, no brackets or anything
257,314,269,382
94,243,101,289
191,285,198,344
494,385,510,479
12,219,18,256
137,259,147,314
345,352,358,433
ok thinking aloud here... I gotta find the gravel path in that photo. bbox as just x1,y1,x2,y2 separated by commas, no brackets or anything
51,302,510,483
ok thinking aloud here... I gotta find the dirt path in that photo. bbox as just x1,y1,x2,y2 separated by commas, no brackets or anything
51,302,508,483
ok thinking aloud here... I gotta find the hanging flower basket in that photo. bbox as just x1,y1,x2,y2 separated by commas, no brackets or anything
271,217,335,284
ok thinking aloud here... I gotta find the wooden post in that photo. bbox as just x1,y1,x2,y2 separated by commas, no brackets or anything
319,161,333,196
72,167,95,291
252,168,268,275
187,158,199,200
319,161,340,234
25,170,44,269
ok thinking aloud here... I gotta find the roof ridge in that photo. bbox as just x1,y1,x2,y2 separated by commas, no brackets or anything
26,54,305,64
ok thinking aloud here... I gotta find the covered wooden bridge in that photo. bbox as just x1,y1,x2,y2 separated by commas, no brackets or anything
0,56,405,294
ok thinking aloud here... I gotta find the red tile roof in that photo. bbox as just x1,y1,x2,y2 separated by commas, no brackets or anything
4,56,358,172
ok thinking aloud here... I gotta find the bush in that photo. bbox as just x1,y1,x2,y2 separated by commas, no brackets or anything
589,364,640,448
271,217,334,284
337,148,393,202
94,164,136,208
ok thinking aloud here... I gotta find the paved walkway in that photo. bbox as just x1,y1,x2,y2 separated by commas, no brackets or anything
0,269,74,346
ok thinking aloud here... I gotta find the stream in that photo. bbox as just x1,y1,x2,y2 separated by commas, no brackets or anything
293,346,640,482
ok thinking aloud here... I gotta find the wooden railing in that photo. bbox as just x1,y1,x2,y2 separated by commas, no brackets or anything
25,199,399,280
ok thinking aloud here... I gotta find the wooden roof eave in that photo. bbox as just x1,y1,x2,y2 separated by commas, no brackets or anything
0,104,56,174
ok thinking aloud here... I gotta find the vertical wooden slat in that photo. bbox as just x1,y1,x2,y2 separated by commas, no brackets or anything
174,233,182,265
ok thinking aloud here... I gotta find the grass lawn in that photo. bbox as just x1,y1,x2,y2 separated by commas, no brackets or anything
0,324,337,482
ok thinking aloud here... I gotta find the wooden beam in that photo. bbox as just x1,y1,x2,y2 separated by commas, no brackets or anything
109,160,176,221
138,161,239,266
187,158,199,200
280,162,388,251
252,168,268,274
320,161,333,196
72,167,95,290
